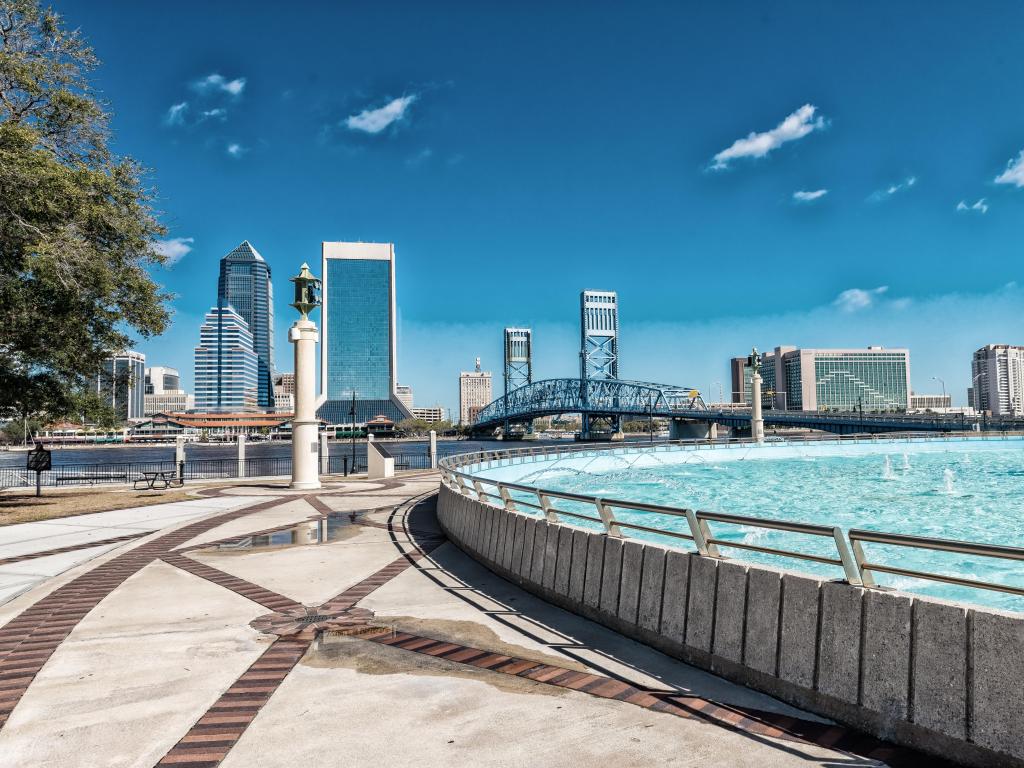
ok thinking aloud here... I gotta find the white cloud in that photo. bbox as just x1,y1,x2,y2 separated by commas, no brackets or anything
226,142,247,158
192,73,246,97
152,237,194,266
406,147,433,166
200,108,227,121
711,104,826,170
345,94,418,134
164,102,188,126
793,189,828,202
995,150,1024,187
868,175,917,202
957,198,989,214
833,285,889,312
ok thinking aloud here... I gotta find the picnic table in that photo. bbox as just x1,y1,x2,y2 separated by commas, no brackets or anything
133,470,183,490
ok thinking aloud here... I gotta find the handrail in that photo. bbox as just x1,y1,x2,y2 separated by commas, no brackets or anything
439,436,1024,601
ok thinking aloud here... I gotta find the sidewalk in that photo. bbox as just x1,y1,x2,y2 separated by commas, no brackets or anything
0,473,920,767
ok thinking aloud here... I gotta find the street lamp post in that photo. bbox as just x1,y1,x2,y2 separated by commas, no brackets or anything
349,390,357,473
931,376,946,400
288,263,322,490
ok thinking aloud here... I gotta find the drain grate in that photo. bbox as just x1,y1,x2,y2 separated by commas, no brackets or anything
297,614,334,626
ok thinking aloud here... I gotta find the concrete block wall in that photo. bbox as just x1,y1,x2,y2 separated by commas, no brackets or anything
436,484,1024,768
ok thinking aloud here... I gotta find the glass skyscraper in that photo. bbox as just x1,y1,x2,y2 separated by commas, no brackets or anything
317,242,412,425
194,306,258,412
217,241,275,409
97,350,146,421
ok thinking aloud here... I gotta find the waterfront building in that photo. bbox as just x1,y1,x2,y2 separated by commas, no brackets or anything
909,393,952,412
755,346,910,412
580,290,619,381
217,241,275,409
730,356,753,404
317,242,412,425
144,366,181,395
144,392,193,416
503,328,533,396
459,358,493,425
273,372,295,396
96,350,146,421
411,406,445,423
971,344,1024,416
194,306,259,412
273,392,295,414
396,384,414,410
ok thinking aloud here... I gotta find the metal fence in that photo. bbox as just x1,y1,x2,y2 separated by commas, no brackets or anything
438,433,1024,601
0,447,449,489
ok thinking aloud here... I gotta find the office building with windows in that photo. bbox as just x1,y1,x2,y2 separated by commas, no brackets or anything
97,350,146,421
971,344,1024,416
144,366,181,395
412,406,445,423
730,357,754,404
317,242,412,425
218,241,275,409
752,346,911,412
194,306,259,412
396,384,414,410
460,358,493,425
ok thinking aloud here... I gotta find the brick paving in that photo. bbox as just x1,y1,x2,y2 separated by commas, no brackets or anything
0,531,149,567
0,476,943,767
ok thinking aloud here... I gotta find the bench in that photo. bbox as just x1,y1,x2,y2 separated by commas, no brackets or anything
133,470,183,491
56,474,129,486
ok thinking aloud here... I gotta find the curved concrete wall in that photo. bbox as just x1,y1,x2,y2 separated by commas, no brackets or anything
437,484,1024,768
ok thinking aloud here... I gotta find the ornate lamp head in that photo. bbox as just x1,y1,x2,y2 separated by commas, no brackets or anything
290,263,322,319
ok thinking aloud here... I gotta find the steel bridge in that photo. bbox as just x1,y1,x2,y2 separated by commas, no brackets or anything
471,377,1019,435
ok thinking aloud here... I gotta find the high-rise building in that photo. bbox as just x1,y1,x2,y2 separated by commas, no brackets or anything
460,358,493,425
144,366,181,395
143,366,191,415
504,328,532,396
273,372,295,396
317,242,412,424
753,346,910,412
217,241,275,409
580,290,619,381
730,357,753,404
396,384,414,410
97,351,146,421
971,344,1024,416
194,306,258,412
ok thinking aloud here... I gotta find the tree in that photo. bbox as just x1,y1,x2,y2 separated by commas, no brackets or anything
0,1,170,423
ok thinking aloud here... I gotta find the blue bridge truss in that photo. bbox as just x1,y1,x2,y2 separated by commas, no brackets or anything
472,377,1021,435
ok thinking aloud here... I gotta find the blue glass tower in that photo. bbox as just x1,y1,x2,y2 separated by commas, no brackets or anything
217,241,275,410
317,242,412,424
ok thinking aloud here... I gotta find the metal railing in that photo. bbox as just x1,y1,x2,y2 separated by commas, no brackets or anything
438,435,1024,600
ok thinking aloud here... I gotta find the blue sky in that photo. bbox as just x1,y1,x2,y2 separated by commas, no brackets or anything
60,1,1024,410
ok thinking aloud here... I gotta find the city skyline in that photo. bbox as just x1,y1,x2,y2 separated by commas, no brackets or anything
55,1,1024,413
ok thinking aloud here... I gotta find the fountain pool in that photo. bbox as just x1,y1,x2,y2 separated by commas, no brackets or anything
475,437,1024,612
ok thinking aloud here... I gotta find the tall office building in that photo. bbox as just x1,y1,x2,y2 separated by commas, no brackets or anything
317,242,412,424
396,384,414,410
730,356,754,404
971,344,1024,416
504,328,533,396
194,306,258,412
752,346,910,412
580,290,619,381
144,366,181,395
97,351,146,421
217,241,275,409
460,358,493,425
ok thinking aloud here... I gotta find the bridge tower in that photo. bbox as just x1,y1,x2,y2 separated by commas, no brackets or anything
503,328,533,434
579,290,621,438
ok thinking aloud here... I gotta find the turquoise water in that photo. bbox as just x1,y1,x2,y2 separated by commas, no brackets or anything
503,439,1024,612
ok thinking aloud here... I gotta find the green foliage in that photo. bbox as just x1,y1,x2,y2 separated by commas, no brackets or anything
395,418,454,436
0,1,170,421
1,417,41,445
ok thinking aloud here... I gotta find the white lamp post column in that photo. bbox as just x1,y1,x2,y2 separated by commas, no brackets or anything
749,347,765,444
289,263,322,490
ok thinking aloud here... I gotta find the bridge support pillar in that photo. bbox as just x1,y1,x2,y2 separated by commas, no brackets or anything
670,420,718,441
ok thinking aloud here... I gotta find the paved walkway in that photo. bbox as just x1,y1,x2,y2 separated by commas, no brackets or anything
0,473,934,767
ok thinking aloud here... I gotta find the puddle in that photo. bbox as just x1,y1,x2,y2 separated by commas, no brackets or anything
305,618,575,698
200,509,392,552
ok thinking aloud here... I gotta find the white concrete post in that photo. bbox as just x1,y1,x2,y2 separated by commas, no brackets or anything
751,371,765,444
237,433,246,478
429,430,437,469
175,435,186,482
319,432,329,474
290,318,321,489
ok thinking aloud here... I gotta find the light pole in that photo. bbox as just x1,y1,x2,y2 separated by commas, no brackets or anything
288,263,322,490
349,390,357,472
931,376,946,399
971,372,985,430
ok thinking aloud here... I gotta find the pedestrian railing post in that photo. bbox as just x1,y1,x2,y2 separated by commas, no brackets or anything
595,498,622,537
499,486,516,512
684,509,711,555
538,491,558,523
849,537,876,587
472,480,486,502
832,527,864,586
